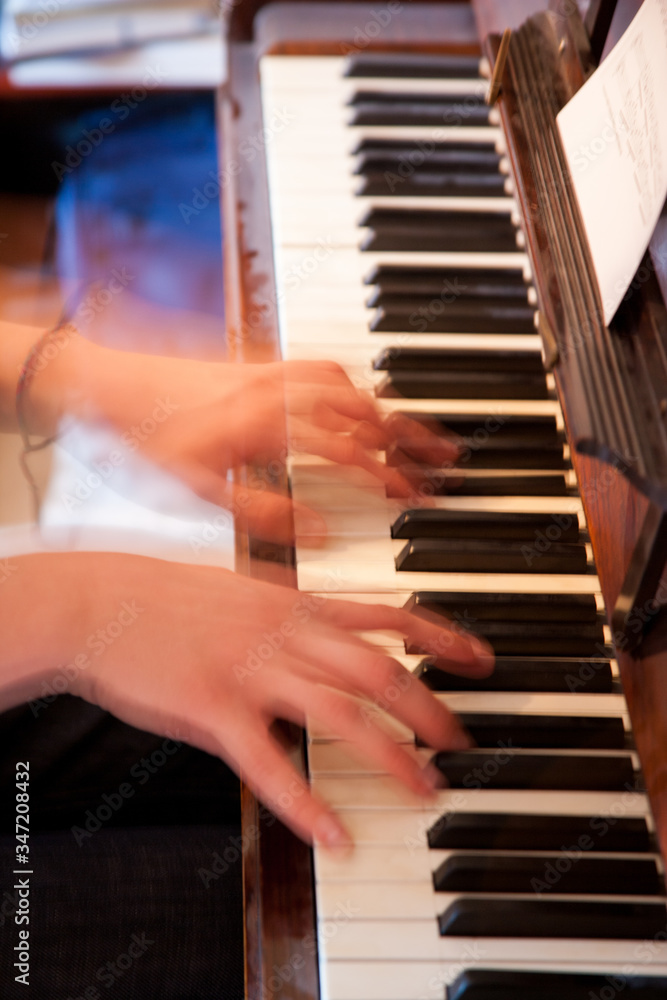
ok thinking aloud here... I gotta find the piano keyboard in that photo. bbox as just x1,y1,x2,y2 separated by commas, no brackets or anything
259,53,667,1000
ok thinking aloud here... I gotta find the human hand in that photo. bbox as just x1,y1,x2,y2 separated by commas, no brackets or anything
66,553,493,847
76,346,461,543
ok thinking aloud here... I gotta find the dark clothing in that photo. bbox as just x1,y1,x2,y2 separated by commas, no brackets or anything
1,697,244,999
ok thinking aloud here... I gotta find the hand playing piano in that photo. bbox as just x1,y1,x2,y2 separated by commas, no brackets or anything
140,358,462,544
97,353,461,544
11,551,492,849
14,325,459,543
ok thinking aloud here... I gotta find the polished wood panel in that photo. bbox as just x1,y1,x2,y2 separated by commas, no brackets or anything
483,1,667,862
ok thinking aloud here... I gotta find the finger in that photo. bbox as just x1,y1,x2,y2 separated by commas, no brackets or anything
282,629,473,753
288,383,384,431
263,670,440,797
382,412,463,464
232,489,327,546
222,707,352,849
179,465,328,546
272,359,351,385
287,418,423,497
307,404,387,450
316,599,495,676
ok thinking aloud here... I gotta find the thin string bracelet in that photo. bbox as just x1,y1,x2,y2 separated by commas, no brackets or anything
16,322,75,522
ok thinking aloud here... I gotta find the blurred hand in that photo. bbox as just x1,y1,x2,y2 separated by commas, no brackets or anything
67,553,493,847
88,353,461,543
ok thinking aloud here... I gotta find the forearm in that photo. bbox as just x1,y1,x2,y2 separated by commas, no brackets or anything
0,552,90,712
0,320,100,436
0,319,240,438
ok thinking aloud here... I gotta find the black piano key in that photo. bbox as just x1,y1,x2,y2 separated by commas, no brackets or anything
395,538,588,574
344,53,482,78
376,371,548,399
456,713,626,750
392,511,579,542
359,209,518,253
412,624,607,659
416,657,614,693
448,970,667,1000
430,751,636,790
364,265,529,298
370,301,536,333
358,170,507,197
356,140,500,163
428,812,652,852
433,854,662,895
406,413,561,447
466,448,566,469
408,621,605,658
349,99,490,128
352,89,485,105
405,591,596,621
410,623,606,658
386,445,566,470
438,897,667,939
354,145,502,175
374,347,543,373
388,470,570,496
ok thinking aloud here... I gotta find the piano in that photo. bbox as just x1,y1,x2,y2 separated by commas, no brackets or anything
219,2,667,997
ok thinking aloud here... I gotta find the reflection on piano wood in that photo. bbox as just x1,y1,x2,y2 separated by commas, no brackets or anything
220,2,667,998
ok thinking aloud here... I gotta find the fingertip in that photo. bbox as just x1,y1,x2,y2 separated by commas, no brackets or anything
469,638,495,675
293,506,329,545
313,813,354,855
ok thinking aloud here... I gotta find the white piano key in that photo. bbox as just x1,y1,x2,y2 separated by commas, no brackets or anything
315,804,639,847
315,844,659,886
322,959,667,1000
320,808,442,846
275,244,531,284
293,501,586,538
295,489,583,517
307,697,629,751
260,55,487,95
283,336,544,368
271,205,519,247
297,558,600,597
320,920,667,963
269,122,504,150
316,879,439,919
310,777,647,814
314,843,446,882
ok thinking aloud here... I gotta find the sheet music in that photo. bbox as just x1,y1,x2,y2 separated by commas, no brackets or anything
557,0,667,325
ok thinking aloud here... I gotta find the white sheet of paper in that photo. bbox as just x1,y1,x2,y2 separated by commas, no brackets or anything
557,0,667,324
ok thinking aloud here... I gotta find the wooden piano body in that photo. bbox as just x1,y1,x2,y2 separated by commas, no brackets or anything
218,2,667,996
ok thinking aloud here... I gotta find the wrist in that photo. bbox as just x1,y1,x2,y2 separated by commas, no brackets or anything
0,552,93,712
